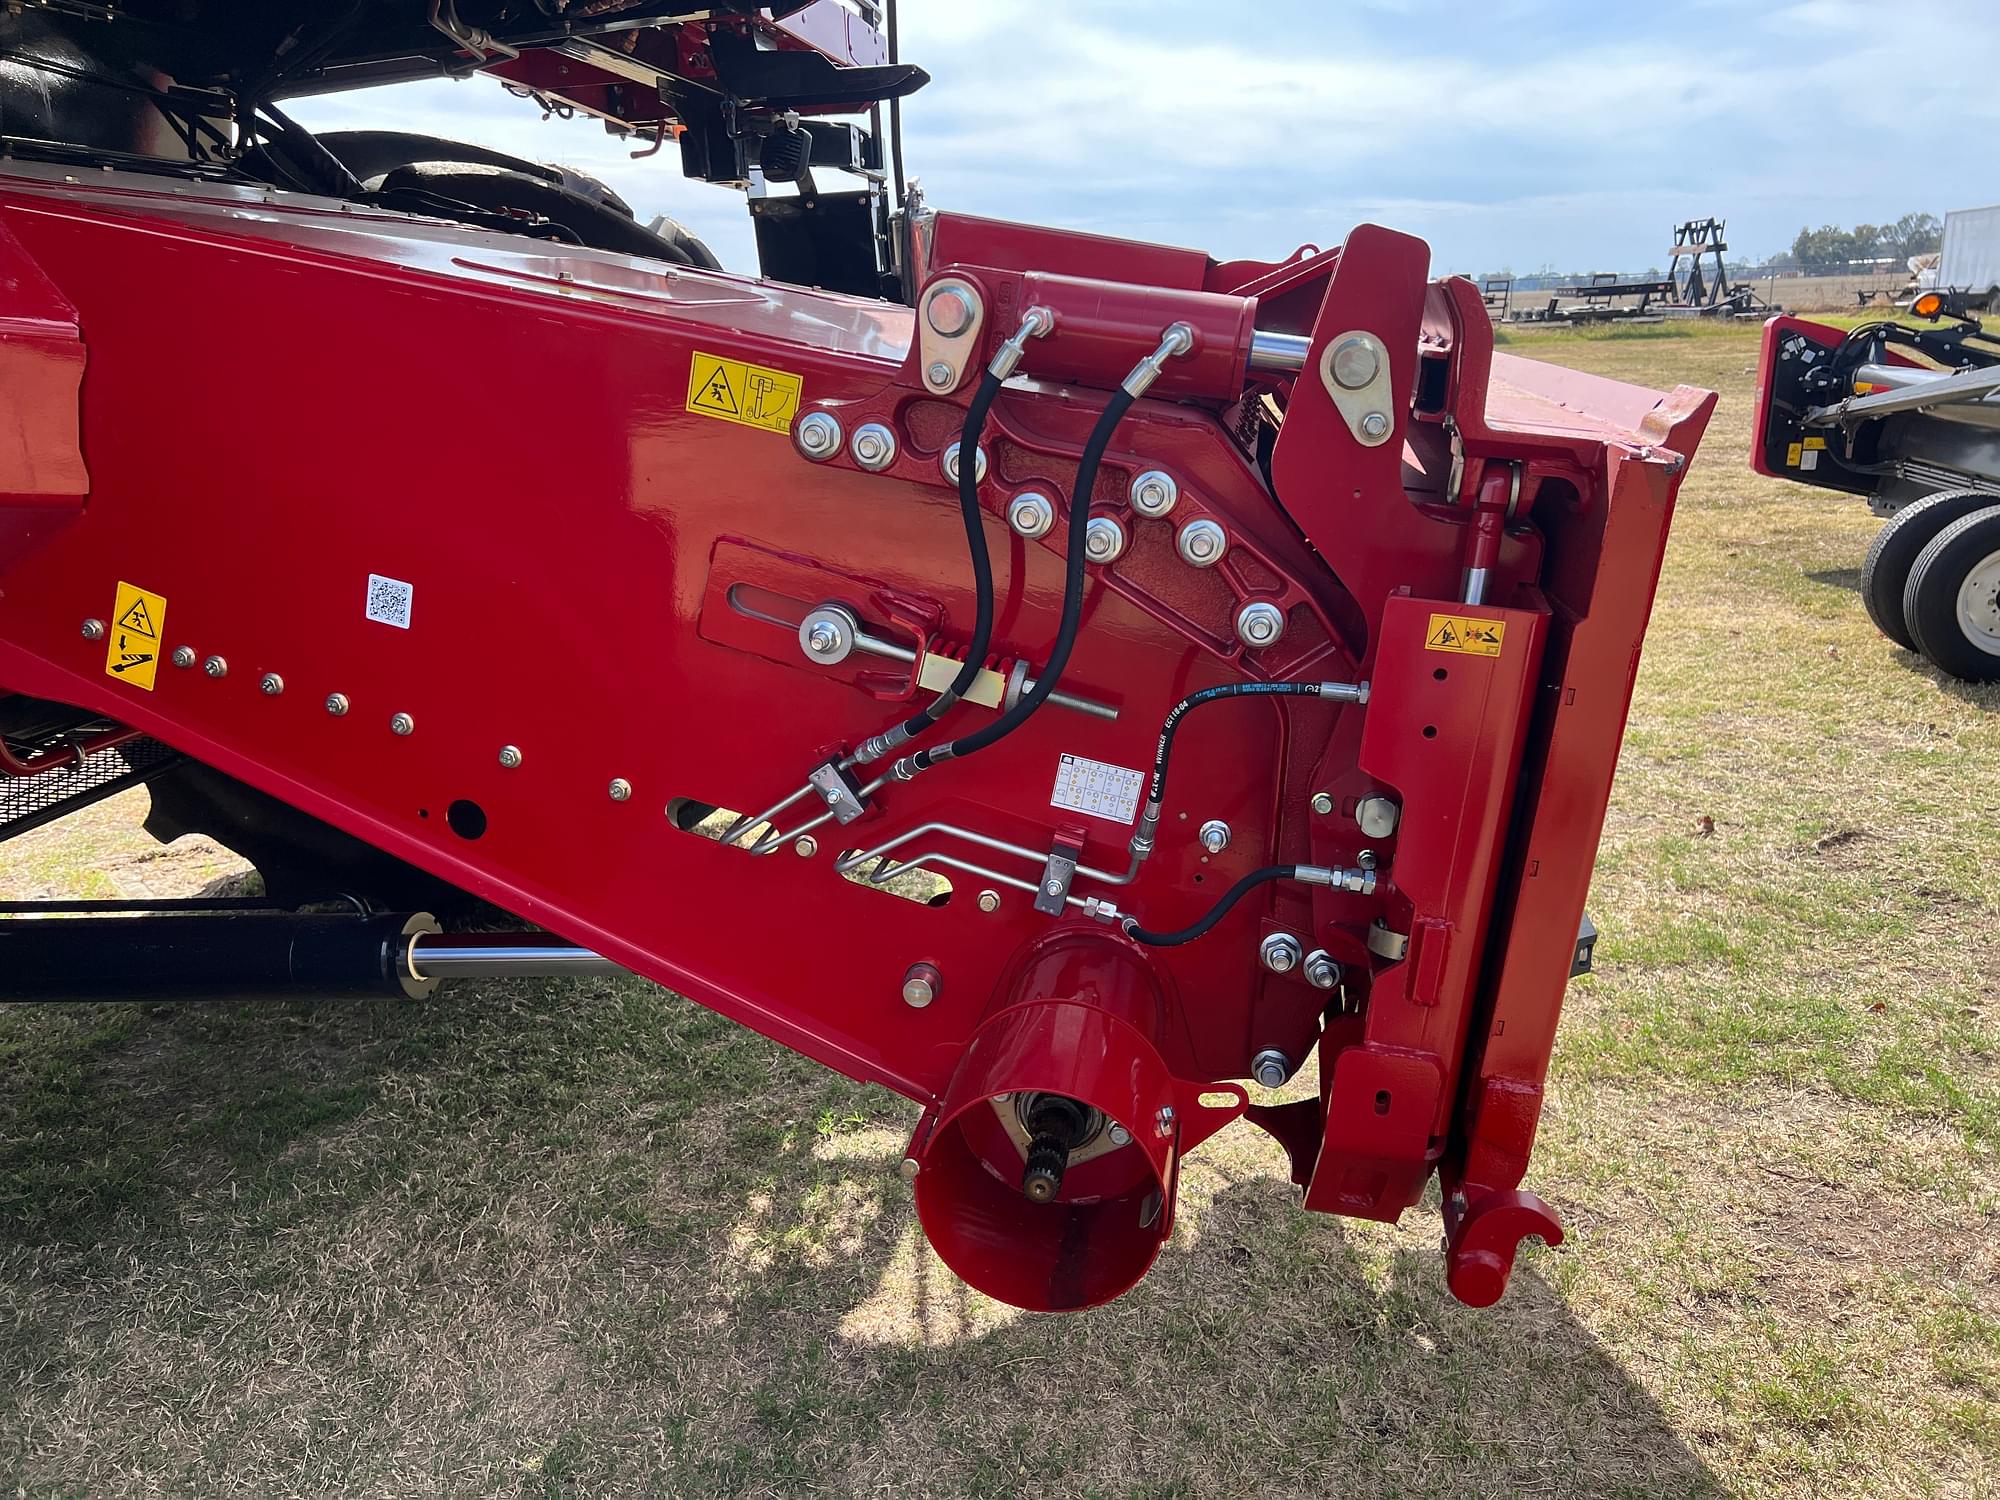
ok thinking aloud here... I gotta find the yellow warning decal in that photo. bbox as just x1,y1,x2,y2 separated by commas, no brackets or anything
686,350,803,434
1425,612,1506,657
1786,442,1803,466
104,580,167,691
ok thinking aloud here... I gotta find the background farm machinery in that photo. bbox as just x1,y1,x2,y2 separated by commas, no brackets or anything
0,1,1716,1312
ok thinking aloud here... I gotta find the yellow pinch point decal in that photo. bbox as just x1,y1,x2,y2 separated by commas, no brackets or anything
105,580,167,690
687,350,803,434
1425,612,1506,657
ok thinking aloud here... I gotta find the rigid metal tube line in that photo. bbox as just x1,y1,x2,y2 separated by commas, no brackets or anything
408,937,625,980
1248,330,1312,374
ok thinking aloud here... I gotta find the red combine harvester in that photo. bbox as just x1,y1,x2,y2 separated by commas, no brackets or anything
0,2,1715,1312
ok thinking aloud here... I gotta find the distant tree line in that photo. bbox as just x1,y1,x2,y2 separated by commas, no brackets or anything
1786,213,1941,275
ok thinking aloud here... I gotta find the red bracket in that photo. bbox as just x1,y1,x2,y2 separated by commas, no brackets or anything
1443,1189,1563,1307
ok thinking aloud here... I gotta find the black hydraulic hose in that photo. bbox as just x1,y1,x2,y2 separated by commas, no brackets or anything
911,386,1138,770
911,370,1002,728
1148,682,1327,810
1124,866,1297,947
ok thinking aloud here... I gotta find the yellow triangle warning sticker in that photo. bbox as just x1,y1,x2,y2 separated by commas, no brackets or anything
117,595,158,639
1425,612,1506,657
104,580,168,691
687,350,803,434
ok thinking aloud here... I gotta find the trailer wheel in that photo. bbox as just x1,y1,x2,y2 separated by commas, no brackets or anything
1902,505,2000,682
1861,486,2000,649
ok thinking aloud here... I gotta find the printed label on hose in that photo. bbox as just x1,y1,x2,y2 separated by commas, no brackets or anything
687,351,803,434
1425,613,1507,657
1050,754,1144,825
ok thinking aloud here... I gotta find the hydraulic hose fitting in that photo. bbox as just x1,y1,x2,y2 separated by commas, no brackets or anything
989,305,1056,380
1122,321,1197,399
853,722,915,766
1295,864,1379,896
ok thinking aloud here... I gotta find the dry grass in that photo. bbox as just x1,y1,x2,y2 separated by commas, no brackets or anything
2,323,1997,1498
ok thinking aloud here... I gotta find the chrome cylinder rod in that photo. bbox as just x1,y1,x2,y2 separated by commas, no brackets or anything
1248,329,1312,374
408,935,626,981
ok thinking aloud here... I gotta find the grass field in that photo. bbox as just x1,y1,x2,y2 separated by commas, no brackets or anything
3,319,1997,1498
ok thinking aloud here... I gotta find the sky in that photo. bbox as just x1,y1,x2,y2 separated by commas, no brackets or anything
288,0,2000,280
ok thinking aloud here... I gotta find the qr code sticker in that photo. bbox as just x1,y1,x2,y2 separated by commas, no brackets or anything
365,574,413,630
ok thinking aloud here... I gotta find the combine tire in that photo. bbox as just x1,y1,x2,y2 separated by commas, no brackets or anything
1902,505,2000,683
1860,486,2000,649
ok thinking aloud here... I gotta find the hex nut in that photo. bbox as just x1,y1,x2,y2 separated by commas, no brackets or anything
1198,819,1231,854
1007,492,1054,539
1251,1048,1292,1087
1129,469,1179,517
1259,932,1302,974
80,618,106,641
1084,516,1127,564
258,673,284,696
172,646,198,670
795,411,841,460
977,890,1002,913
325,692,350,716
926,360,955,389
608,777,633,802
498,745,523,768
1360,411,1391,441
1311,791,1336,816
389,711,414,735
850,422,898,472
1303,949,1342,990
202,655,228,679
941,442,988,486
1236,601,1286,649
1176,518,1227,567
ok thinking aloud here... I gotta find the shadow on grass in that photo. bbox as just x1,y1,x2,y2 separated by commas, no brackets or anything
0,978,1726,1498
1804,565,1863,594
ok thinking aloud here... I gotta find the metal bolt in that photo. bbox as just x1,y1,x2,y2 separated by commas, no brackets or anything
1252,1048,1292,1088
389,711,414,735
901,961,941,1009
795,835,818,857
926,360,956,389
1156,1105,1177,1138
325,692,350,717
172,646,197,670
202,655,228,679
1084,515,1127,564
941,442,987,487
992,1093,1013,1104
1129,469,1178,517
1108,1123,1132,1147
1044,879,1064,897
1176,518,1227,567
925,285,976,337
899,1156,921,1183
850,422,898,472
608,777,632,802
258,673,284,696
795,411,841,460
806,621,842,655
1311,791,1335,816
1007,491,1054,539
498,745,523,768
1236,601,1287,649
1360,411,1391,441
1260,931,1303,974
80,618,105,641
1330,335,1380,390
1357,848,1379,870
1198,819,1231,854
977,889,1002,913
1303,949,1342,990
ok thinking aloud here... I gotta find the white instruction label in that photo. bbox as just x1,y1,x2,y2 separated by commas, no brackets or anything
1050,753,1145,825
365,574,413,630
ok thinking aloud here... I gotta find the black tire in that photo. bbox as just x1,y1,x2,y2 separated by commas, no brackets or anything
1861,486,2000,649
1902,505,2000,683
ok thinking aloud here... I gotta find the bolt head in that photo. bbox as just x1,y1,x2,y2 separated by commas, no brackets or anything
1129,469,1178,517
1108,1123,1132,1147
202,655,228,679
608,777,632,802
1084,516,1126,564
807,622,841,655
794,835,818,858
1360,410,1391,441
1198,819,1231,854
1330,335,1380,390
851,422,897,471
899,1156,921,1183
1252,1049,1292,1088
1044,879,1064,897
941,442,987,487
1236,601,1286,649
389,712,414,735
498,745,523,768
80,618,105,641
258,673,283,696
1007,492,1053,539
1303,950,1342,991
1177,519,1226,568
796,411,841,460
325,692,350,716
924,286,976,337
172,646,197,669
1311,792,1336,816
1357,848,1379,870
926,360,955,389
977,889,1001,913
901,962,940,1008
1260,932,1302,974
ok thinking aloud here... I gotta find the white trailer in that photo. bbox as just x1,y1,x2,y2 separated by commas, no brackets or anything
1939,204,2000,308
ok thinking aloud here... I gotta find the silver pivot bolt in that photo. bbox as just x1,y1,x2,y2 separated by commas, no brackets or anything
795,411,842,461
1251,1048,1292,1088
1007,492,1054,539
924,285,977,337
1198,819,1231,854
1176,518,1227,567
850,422,899,471
1259,931,1303,974
1235,601,1286,649
1303,949,1342,990
1129,469,1179,517
1330,335,1381,390
80,618,105,641
1084,515,1127,564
